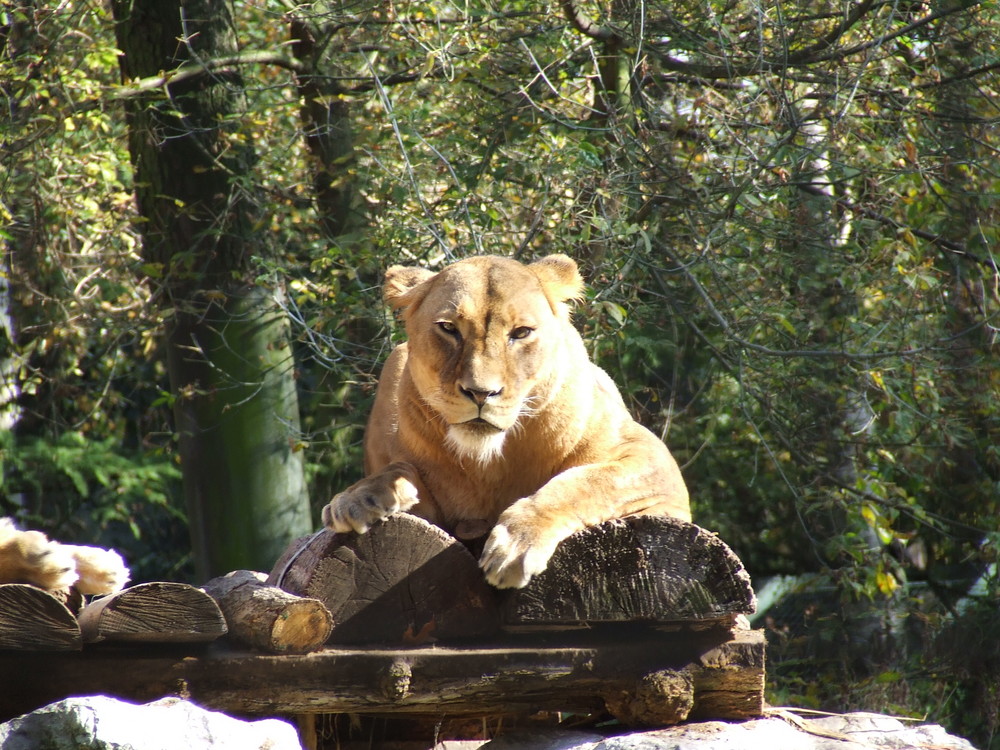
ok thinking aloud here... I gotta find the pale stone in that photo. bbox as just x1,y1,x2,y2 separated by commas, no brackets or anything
479,713,976,750
0,696,300,750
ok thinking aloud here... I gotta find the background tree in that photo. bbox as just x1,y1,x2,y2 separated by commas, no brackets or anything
108,0,312,580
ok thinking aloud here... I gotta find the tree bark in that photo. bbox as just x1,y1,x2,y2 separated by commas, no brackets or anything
111,0,312,579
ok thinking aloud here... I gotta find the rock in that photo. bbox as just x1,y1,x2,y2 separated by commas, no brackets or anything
485,730,605,750
479,713,976,750
0,696,300,750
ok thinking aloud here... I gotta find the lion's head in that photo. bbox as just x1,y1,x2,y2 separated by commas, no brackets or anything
384,254,584,465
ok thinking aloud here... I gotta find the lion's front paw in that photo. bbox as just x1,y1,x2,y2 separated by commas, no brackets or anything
321,474,420,534
479,521,560,590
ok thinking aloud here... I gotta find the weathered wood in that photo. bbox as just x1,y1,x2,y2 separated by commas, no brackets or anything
0,627,765,726
77,582,227,644
502,516,756,628
201,570,333,653
0,584,82,651
604,669,694,727
268,517,499,645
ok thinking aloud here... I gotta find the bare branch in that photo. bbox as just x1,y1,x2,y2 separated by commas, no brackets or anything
110,51,306,100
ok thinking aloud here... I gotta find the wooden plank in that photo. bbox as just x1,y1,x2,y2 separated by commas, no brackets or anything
0,584,81,651
0,627,765,726
502,516,756,629
77,582,227,644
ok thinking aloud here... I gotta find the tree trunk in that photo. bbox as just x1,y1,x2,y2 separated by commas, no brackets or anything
289,12,363,238
111,0,312,580
783,96,874,558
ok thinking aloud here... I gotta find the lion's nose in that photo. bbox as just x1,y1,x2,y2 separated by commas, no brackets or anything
459,385,503,406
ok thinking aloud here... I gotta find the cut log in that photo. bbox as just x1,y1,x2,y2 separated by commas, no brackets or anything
201,570,333,653
268,517,499,645
0,584,82,651
501,516,756,629
77,582,227,644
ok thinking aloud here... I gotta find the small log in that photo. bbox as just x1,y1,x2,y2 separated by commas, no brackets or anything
604,668,695,727
78,582,227,644
201,570,333,654
268,517,499,645
502,516,756,629
0,584,82,651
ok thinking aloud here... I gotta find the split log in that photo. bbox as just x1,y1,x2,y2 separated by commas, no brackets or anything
502,515,756,629
268,517,499,645
201,570,333,653
77,582,227,644
0,584,81,651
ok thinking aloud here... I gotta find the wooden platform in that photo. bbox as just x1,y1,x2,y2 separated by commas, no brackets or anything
0,516,764,729
0,626,764,724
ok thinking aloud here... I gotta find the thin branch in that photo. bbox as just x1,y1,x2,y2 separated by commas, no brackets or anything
647,2,982,79
110,51,306,101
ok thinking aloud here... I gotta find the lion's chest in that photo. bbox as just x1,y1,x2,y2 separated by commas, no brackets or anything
423,459,555,527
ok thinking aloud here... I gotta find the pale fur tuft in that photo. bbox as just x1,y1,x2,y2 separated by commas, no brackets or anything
445,426,507,466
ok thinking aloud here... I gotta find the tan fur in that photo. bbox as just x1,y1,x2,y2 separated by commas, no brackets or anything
322,255,690,588
0,517,130,595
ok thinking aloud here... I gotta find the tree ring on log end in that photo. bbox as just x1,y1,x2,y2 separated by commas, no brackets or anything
501,516,755,629
268,515,499,645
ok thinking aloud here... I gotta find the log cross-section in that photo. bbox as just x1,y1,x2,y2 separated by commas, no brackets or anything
77,582,227,644
201,570,333,654
268,516,500,645
0,584,82,651
503,516,756,629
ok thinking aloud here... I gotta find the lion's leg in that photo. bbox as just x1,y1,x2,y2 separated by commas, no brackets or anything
321,461,439,534
480,455,689,589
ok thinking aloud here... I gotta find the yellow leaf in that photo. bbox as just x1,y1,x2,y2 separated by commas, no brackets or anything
876,569,898,595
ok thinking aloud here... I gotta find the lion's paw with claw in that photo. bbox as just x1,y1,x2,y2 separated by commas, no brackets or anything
322,474,420,534
479,510,567,589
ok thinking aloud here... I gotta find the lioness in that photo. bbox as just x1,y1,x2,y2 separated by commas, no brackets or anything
322,254,690,588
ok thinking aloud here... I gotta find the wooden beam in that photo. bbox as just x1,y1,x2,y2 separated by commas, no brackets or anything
0,628,764,725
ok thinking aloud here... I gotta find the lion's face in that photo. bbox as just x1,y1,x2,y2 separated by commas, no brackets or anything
385,255,584,464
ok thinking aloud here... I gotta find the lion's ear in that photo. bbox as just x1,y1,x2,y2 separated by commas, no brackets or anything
383,265,437,311
529,254,585,305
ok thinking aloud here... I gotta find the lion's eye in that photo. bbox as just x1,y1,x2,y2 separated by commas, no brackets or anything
510,326,534,341
437,321,460,337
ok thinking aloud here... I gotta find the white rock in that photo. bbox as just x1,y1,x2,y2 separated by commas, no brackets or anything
479,713,976,750
0,696,300,750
